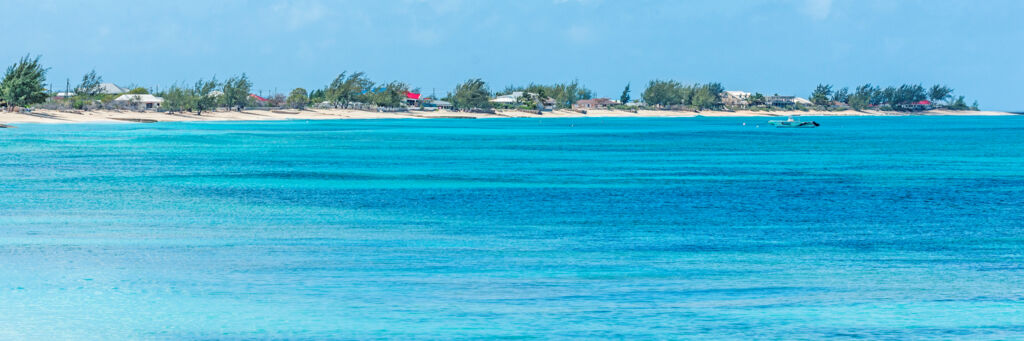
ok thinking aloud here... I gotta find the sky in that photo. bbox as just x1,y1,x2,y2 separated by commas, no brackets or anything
1,0,1021,110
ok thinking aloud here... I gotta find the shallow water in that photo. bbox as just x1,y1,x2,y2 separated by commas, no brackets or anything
1,116,1023,339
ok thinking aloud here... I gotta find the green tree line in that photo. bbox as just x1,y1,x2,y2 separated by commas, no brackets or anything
641,80,724,110
813,83,977,111
0,55,985,113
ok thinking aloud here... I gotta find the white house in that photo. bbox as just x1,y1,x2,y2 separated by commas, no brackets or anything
114,94,165,110
722,91,752,107
97,83,129,95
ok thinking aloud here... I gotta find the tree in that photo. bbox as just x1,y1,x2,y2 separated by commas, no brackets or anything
848,84,875,110
127,87,149,94
810,84,832,106
287,88,308,109
308,88,325,105
692,83,724,110
642,80,683,107
366,81,409,107
75,69,103,97
620,83,631,104
326,71,373,106
749,92,766,106
451,78,491,110
0,55,49,110
949,96,968,110
928,85,953,105
222,74,252,110
193,78,219,115
832,87,849,104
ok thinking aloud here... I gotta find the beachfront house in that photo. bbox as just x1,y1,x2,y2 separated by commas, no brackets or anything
97,83,129,95
490,92,524,106
572,98,617,110
900,100,934,111
426,99,452,110
405,92,426,107
722,91,751,108
766,95,796,108
114,94,165,110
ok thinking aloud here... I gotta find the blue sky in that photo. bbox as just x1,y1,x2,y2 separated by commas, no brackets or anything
1,0,1021,110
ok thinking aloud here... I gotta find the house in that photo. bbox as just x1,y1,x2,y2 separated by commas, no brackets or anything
114,94,164,110
541,98,556,111
490,92,532,106
900,100,934,111
722,91,752,107
97,83,129,95
766,95,796,107
405,92,423,106
573,98,617,110
53,92,76,99
425,99,452,110
794,97,812,105
489,96,518,106
249,94,269,103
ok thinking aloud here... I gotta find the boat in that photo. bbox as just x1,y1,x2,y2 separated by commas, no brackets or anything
769,117,819,128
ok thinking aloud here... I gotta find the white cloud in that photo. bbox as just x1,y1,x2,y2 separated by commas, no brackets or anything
802,0,832,20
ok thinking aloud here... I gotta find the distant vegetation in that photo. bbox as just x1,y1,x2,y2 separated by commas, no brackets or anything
451,78,491,110
494,80,594,110
0,55,48,110
642,80,724,110
813,83,976,111
0,55,986,113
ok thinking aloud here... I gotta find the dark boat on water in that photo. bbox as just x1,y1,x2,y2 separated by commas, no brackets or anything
769,117,819,128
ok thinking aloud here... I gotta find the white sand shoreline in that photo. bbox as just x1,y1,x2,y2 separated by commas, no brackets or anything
0,108,1017,125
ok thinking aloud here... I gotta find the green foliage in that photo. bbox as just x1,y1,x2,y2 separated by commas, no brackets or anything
160,85,192,112
749,93,766,106
159,77,219,114
641,80,723,110
502,81,593,109
451,78,491,110
193,78,219,114
928,85,953,104
308,89,326,104
127,87,149,94
848,84,874,110
810,84,832,106
949,96,969,110
620,83,631,105
287,88,308,109
0,55,49,108
365,81,408,107
690,83,724,110
832,87,849,104
642,80,682,107
222,74,252,110
76,69,103,97
326,71,373,106
843,83,947,111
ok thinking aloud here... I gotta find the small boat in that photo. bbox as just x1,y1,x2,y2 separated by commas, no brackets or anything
769,117,819,128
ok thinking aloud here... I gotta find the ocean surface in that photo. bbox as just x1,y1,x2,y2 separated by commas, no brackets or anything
1,116,1023,339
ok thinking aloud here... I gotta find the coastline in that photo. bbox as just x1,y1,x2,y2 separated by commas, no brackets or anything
0,108,1016,125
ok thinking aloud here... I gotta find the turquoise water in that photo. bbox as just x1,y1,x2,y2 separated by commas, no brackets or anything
1,116,1023,339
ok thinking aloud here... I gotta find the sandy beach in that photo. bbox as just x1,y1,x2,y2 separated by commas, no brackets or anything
0,108,1016,125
